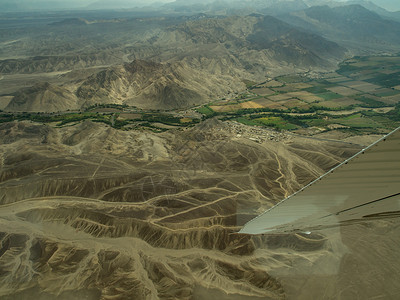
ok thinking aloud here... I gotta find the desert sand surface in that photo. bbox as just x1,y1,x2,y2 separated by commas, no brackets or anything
0,119,399,299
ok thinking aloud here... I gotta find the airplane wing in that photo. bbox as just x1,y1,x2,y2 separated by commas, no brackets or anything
240,127,400,235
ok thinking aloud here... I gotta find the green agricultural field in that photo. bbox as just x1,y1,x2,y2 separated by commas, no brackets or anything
365,72,400,88
366,115,400,129
197,105,215,117
277,74,305,83
315,92,342,101
196,55,400,134
338,55,400,84
234,117,260,126
304,86,329,94
243,79,257,88
302,113,391,130
255,116,298,130
356,96,386,108
303,118,329,127
332,113,382,128
373,89,399,97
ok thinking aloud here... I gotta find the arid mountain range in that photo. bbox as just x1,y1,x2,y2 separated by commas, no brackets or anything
1,3,400,112
1,4,400,111
278,4,400,51
0,13,351,111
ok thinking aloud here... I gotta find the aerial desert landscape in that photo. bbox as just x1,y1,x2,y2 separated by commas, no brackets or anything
1,119,399,299
0,0,400,299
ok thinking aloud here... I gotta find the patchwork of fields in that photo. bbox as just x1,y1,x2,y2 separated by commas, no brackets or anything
199,55,400,133
1,55,399,134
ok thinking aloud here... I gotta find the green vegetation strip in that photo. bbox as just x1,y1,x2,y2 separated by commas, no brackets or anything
196,105,216,117
2,55,400,135
356,96,386,108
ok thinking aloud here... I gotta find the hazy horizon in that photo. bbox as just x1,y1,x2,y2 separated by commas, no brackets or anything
1,0,400,12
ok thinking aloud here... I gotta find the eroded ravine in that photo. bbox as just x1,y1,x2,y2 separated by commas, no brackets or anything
0,120,366,299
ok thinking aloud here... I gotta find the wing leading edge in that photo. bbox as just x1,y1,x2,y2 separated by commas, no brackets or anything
240,127,400,235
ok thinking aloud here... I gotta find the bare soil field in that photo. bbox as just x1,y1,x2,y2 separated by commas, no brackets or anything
285,91,323,102
210,104,241,112
319,97,362,108
327,86,359,96
341,80,380,93
269,94,292,101
281,98,310,109
252,87,275,96
240,101,264,109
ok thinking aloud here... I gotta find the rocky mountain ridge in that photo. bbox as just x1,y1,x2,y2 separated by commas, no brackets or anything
2,15,347,112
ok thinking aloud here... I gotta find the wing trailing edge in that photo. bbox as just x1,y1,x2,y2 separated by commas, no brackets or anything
240,127,400,235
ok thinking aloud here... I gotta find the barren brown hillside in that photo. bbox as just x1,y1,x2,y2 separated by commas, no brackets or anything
2,120,398,299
